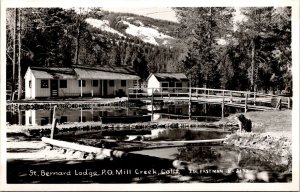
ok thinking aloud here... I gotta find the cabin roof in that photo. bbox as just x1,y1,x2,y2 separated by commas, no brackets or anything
73,65,136,75
27,66,140,80
74,68,140,80
149,73,189,82
30,67,76,79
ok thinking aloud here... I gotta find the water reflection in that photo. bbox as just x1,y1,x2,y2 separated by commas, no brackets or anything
7,108,139,126
7,103,245,126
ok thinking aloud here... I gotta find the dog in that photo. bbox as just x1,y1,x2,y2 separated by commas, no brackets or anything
236,114,252,133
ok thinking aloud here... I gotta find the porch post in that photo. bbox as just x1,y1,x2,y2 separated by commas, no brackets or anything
80,107,83,122
101,80,103,96
91,80,94,97
92,107,94,121
80,80,83,97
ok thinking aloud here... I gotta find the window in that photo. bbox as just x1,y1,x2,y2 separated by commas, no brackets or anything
60,80,67,88
176,108,182,115
161,82,169,91
161,82,169,87
176,82,182,91
29,80,32,88
93,116,99,121
176,82,182,88
78,80,86,87
60,116,67,123
41,117,49,126
93,80,98,87
133,80,138,87
169,82,175,88
121,80,126,87
102,111,108,117
169,105,175,113
169,82,175,92
41,80,49,88
109,80,114,87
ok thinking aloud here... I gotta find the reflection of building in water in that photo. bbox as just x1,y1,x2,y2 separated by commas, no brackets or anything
165,104,189,115
25,108,136,126
148,103,222,121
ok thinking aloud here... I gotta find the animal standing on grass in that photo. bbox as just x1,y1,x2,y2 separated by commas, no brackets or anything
236,114,252,133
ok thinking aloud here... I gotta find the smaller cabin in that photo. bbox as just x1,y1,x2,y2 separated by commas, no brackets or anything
146,73,189,95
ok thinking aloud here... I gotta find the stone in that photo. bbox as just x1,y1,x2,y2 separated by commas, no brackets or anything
73,151,85,159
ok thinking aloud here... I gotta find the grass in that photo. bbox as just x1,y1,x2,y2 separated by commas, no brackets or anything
242,110,292,134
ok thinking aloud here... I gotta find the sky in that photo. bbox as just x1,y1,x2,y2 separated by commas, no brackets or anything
104,7,179,22
104,7,246,24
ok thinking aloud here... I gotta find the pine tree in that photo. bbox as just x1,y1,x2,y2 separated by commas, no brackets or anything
236,7,291,93
174,7,235,88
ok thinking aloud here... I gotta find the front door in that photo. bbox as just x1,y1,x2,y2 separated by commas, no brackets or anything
103,80,107,97
50,80,59,97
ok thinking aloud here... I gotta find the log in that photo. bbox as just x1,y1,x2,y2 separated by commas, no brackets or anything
50,106,57,139
41,137,126,158
142,138,226,145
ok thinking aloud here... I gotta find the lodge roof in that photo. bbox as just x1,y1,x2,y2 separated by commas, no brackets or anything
148,73,189,82
73,65,136,75
74,68,140,80
30,67,76,79
28,65,140,80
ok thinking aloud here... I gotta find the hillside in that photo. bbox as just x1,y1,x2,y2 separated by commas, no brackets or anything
85,11,180,47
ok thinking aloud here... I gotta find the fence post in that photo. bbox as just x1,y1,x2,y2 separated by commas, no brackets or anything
136,88,137,98
244,93,248,113
127,89,129,104
222,90,225,119
288,97,291,109
151,88,154,120
254,91,256,106
189,87,192,120
275,97,282,110
50,105,57,139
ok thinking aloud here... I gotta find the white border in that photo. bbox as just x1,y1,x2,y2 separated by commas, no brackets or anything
1,0,299,191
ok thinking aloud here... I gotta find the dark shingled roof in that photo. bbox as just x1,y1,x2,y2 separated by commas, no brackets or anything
28,65,140,80
72,65,137,75
30,67,76,79
151,73,189,82
74,68,140,80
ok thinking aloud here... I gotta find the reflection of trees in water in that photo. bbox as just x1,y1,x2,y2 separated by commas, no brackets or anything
154,129,225,141
176,146,220,164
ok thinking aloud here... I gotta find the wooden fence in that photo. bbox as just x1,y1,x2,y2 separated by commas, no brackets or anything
128,87,292,119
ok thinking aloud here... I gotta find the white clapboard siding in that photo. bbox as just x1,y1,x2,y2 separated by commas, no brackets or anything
147,74,161,95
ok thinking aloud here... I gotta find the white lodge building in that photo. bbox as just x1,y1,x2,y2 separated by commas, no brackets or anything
146,73,189,95
24,65,140,99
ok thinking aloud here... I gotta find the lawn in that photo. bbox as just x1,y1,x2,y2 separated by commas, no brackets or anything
243,110,291,133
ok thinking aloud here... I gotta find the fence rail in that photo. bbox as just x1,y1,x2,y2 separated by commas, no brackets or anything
128,87,292,118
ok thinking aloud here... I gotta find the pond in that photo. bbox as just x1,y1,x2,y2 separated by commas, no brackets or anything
59,128,291,183
6,100,292,183
6,102,245,126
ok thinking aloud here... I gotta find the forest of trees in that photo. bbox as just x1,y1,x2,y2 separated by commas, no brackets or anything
6,7,292,100
174,7,292,94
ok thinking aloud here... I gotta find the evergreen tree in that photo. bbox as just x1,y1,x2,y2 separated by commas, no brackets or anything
236,7,291,93
174,7,235,88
